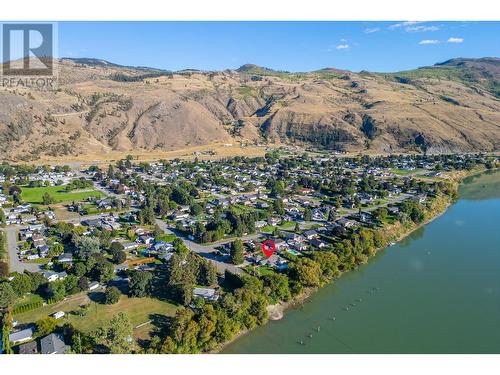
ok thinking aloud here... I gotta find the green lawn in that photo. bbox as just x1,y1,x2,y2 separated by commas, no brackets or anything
14,293,180,336
156,234,177,242
21,185,104,204
279,221,296,229
255,266,276,276
260,225,275,233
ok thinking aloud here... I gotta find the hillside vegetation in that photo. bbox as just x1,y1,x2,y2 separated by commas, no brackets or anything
0,57,499,161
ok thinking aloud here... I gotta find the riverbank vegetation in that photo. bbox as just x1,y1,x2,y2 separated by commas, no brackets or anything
138,177,462,353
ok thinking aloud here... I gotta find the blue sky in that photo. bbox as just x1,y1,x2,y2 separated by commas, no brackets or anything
59,21,500,72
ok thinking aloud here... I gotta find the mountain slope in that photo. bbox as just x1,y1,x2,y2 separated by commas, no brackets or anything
0,57,499,161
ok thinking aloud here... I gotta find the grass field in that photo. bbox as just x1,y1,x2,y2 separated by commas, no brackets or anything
21,185,104,204
156,234,177,243
14,292,180,338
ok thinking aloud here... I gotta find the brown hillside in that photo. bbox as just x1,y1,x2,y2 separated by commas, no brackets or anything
0,57,499,161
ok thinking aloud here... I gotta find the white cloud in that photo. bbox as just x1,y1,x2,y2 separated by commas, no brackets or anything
364,28,380,34
340,38,347,42
419,39,440,45
447,37,464,43
405,25,440,32
388,21,422,30
389,21,439,33
336,44,349,50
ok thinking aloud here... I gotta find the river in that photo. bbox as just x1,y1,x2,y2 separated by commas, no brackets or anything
222,170,500,353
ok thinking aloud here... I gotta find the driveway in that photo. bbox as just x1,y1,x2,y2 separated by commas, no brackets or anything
5,227,41,274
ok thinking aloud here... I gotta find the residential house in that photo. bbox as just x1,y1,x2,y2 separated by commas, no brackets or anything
337,218,356,228
123,242,139,251
138,235,154,246
9,327,35,344
310,238,327,249
40,333,69,354
274,239,288,250
283,232,302,242
169,211,190,221
38,245,50,258
303,230,319,240
255,220,267,229
193,287,219,301
58,253,73,263
18,341,38,354
267,217,281,226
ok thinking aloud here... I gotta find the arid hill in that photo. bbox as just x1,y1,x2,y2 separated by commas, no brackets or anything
0,57,499,161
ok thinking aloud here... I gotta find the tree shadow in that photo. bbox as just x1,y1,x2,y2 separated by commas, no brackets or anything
88,291,106,303
148,313,175,339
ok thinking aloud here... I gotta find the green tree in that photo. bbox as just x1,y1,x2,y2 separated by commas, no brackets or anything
0,262,8,278
273,199,285,215
289,258,321,287
109,242,126,264
198,261,217,286
262,273,291,303
0,282,16,308
92,260,114,284
311,251,340,280
96,312,135,354
104,286,121,304
230,239,244,265
0,210,6,227
50,243,64,258
128,271,152,298
1,312,13,353
48,280,67,301
328,209,336,222
294,222,300,233
36,317,57,336
2,322,12,353
42,192,56,205
152,224,163,238
138,206,156,225
373,207,388,223
303,207,313,221
74,236,100,259
10,273,33,297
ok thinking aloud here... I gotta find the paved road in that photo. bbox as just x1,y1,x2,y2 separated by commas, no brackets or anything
4,227,41,274
155,219,244,275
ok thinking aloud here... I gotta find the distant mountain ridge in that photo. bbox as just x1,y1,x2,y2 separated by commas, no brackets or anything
0,57,498,161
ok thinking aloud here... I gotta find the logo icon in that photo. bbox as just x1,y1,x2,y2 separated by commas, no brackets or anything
261,240,276,258
2,23,54,76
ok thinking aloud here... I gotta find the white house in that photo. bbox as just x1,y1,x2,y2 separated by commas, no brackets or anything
193,287,219,301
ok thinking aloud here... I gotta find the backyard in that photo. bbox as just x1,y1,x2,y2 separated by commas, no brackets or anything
14,292,180,339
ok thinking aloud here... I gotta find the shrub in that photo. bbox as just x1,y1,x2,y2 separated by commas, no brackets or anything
104,286,121,305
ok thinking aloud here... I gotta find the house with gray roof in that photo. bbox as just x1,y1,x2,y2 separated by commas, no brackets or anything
40,333,69,354
9,327,34,344
193,287,219,301
19,340,38,354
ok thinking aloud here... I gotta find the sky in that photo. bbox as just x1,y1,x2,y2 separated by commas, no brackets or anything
58,21,500,72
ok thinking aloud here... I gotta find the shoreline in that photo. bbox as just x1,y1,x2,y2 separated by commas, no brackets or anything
213,167,490,354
